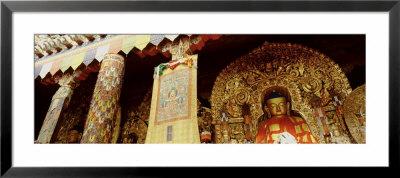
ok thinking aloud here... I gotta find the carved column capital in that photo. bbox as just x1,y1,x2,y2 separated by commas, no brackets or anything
54,71,81,89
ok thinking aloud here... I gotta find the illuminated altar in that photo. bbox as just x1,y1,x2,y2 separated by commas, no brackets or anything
34,34,366,144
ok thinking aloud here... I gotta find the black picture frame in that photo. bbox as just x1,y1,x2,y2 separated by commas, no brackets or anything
1,0,399,177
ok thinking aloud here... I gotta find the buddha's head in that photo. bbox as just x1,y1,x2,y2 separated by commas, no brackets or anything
168,88,178,99
264,91,290,118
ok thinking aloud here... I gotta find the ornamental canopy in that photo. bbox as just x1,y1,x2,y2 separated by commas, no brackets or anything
34,34,222,80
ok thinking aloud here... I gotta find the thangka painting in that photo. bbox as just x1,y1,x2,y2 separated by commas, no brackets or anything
156,68,191,124
145,56,199,144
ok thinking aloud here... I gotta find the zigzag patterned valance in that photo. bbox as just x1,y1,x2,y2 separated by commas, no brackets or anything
34,34,222,80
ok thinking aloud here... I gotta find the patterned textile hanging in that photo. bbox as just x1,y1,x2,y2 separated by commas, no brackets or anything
146,54,200,143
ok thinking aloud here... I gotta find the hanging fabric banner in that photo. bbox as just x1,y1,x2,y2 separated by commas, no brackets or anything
60,56,73,72
34,34,215,80
165,35,179,42
153,63,168,79
34,65,43,78
49,59,62,75
83,48,97,66
135,35,151,51
39,61,53,79
95,44,111,62
146,54,200,144
150,35,165,46
70,53,86,70
108,38,123,54
121,36,136,55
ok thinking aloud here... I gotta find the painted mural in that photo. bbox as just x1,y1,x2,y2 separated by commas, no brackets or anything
156,68,191,124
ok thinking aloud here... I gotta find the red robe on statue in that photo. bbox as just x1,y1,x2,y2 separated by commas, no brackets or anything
256,115,318,144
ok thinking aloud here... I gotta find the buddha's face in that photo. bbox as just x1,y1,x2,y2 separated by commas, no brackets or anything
67,130,81,143
266,97,287,117
169,90,177,99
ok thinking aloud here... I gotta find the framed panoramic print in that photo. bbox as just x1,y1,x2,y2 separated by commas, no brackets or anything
1,0,400,177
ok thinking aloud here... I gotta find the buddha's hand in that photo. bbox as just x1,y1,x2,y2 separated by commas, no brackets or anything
274,132,297,144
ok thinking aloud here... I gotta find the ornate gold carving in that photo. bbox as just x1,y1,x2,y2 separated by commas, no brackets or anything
121,110,149,144
198,107,213,143
121,88,152,143
229,123,246,144
235,88,251,105
343,84,366,143
54,72,80,89
301,76,322,94
136,88,153,122
210,42,352,143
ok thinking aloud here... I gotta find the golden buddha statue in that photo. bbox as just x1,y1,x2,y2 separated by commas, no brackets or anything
256,91,318,144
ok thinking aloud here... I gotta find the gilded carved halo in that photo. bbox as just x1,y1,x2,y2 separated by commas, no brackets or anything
210,41,352,143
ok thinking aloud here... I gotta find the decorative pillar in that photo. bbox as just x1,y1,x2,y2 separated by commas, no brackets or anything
81,53,125,143
36,73,79,144
111,104,122,143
